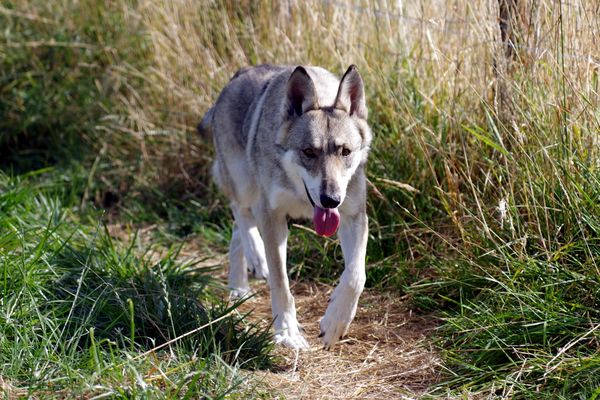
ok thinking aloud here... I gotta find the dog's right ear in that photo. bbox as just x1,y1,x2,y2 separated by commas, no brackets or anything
334,65,367,120
285,66,318,118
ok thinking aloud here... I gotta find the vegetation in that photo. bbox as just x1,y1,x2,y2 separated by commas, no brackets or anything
1,0,599,398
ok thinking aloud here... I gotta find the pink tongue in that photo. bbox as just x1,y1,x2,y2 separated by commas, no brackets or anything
313,206,341,237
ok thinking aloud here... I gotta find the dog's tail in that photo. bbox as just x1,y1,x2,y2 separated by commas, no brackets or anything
197,106,215,142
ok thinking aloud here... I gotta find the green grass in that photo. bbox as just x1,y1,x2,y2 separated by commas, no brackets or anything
0,169,273,397
1,0,600,398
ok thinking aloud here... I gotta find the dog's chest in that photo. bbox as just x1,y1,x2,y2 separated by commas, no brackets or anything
268,187,313,220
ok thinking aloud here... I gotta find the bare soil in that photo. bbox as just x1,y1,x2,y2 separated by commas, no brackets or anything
239,280,442,399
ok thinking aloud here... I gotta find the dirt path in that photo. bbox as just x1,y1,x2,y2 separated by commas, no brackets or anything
239,280,441,399
108,225,442,398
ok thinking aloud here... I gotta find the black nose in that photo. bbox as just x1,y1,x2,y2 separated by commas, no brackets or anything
320,194,341,209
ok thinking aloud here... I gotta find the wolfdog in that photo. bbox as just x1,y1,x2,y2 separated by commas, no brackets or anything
198,64,372,349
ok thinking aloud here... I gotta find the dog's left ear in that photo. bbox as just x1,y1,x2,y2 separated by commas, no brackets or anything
334,65,367,120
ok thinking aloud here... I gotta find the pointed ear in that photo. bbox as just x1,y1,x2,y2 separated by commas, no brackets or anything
285,66,318,118
334,65,367,120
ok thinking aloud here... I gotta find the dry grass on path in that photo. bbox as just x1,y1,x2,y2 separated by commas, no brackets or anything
238,281,441,399
106,224,442,398
138,229,443,399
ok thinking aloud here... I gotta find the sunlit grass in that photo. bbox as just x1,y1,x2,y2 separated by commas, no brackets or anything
1,0,599,397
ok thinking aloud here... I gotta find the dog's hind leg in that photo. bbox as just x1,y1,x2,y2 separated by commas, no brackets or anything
232,205,269,281
228,224,250,297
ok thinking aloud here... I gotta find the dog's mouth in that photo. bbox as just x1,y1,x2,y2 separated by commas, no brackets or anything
303,182,340,237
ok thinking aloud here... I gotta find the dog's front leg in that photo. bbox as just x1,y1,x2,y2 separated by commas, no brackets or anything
319,210,368,349
256,205,309,349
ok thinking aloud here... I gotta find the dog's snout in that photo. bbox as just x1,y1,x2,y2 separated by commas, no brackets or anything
320,193,341,209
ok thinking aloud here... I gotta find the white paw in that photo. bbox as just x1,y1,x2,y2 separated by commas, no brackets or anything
273,312,309,349
229,286,251,299
319,287,360,349
274,331,309,349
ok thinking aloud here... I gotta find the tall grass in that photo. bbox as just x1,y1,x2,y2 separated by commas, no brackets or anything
1,0,599,397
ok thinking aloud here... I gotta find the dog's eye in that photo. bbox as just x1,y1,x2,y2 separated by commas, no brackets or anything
303,148,317,158
341,148,351,157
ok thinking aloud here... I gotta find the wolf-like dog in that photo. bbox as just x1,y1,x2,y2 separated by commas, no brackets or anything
198,64,372,349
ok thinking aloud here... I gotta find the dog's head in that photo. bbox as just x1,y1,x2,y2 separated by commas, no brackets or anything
278,65,372,236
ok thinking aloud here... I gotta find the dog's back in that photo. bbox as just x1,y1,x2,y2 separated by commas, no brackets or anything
201,65,285,146
198,65,284,201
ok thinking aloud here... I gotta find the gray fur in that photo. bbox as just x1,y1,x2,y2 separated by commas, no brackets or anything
200,64,372,349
